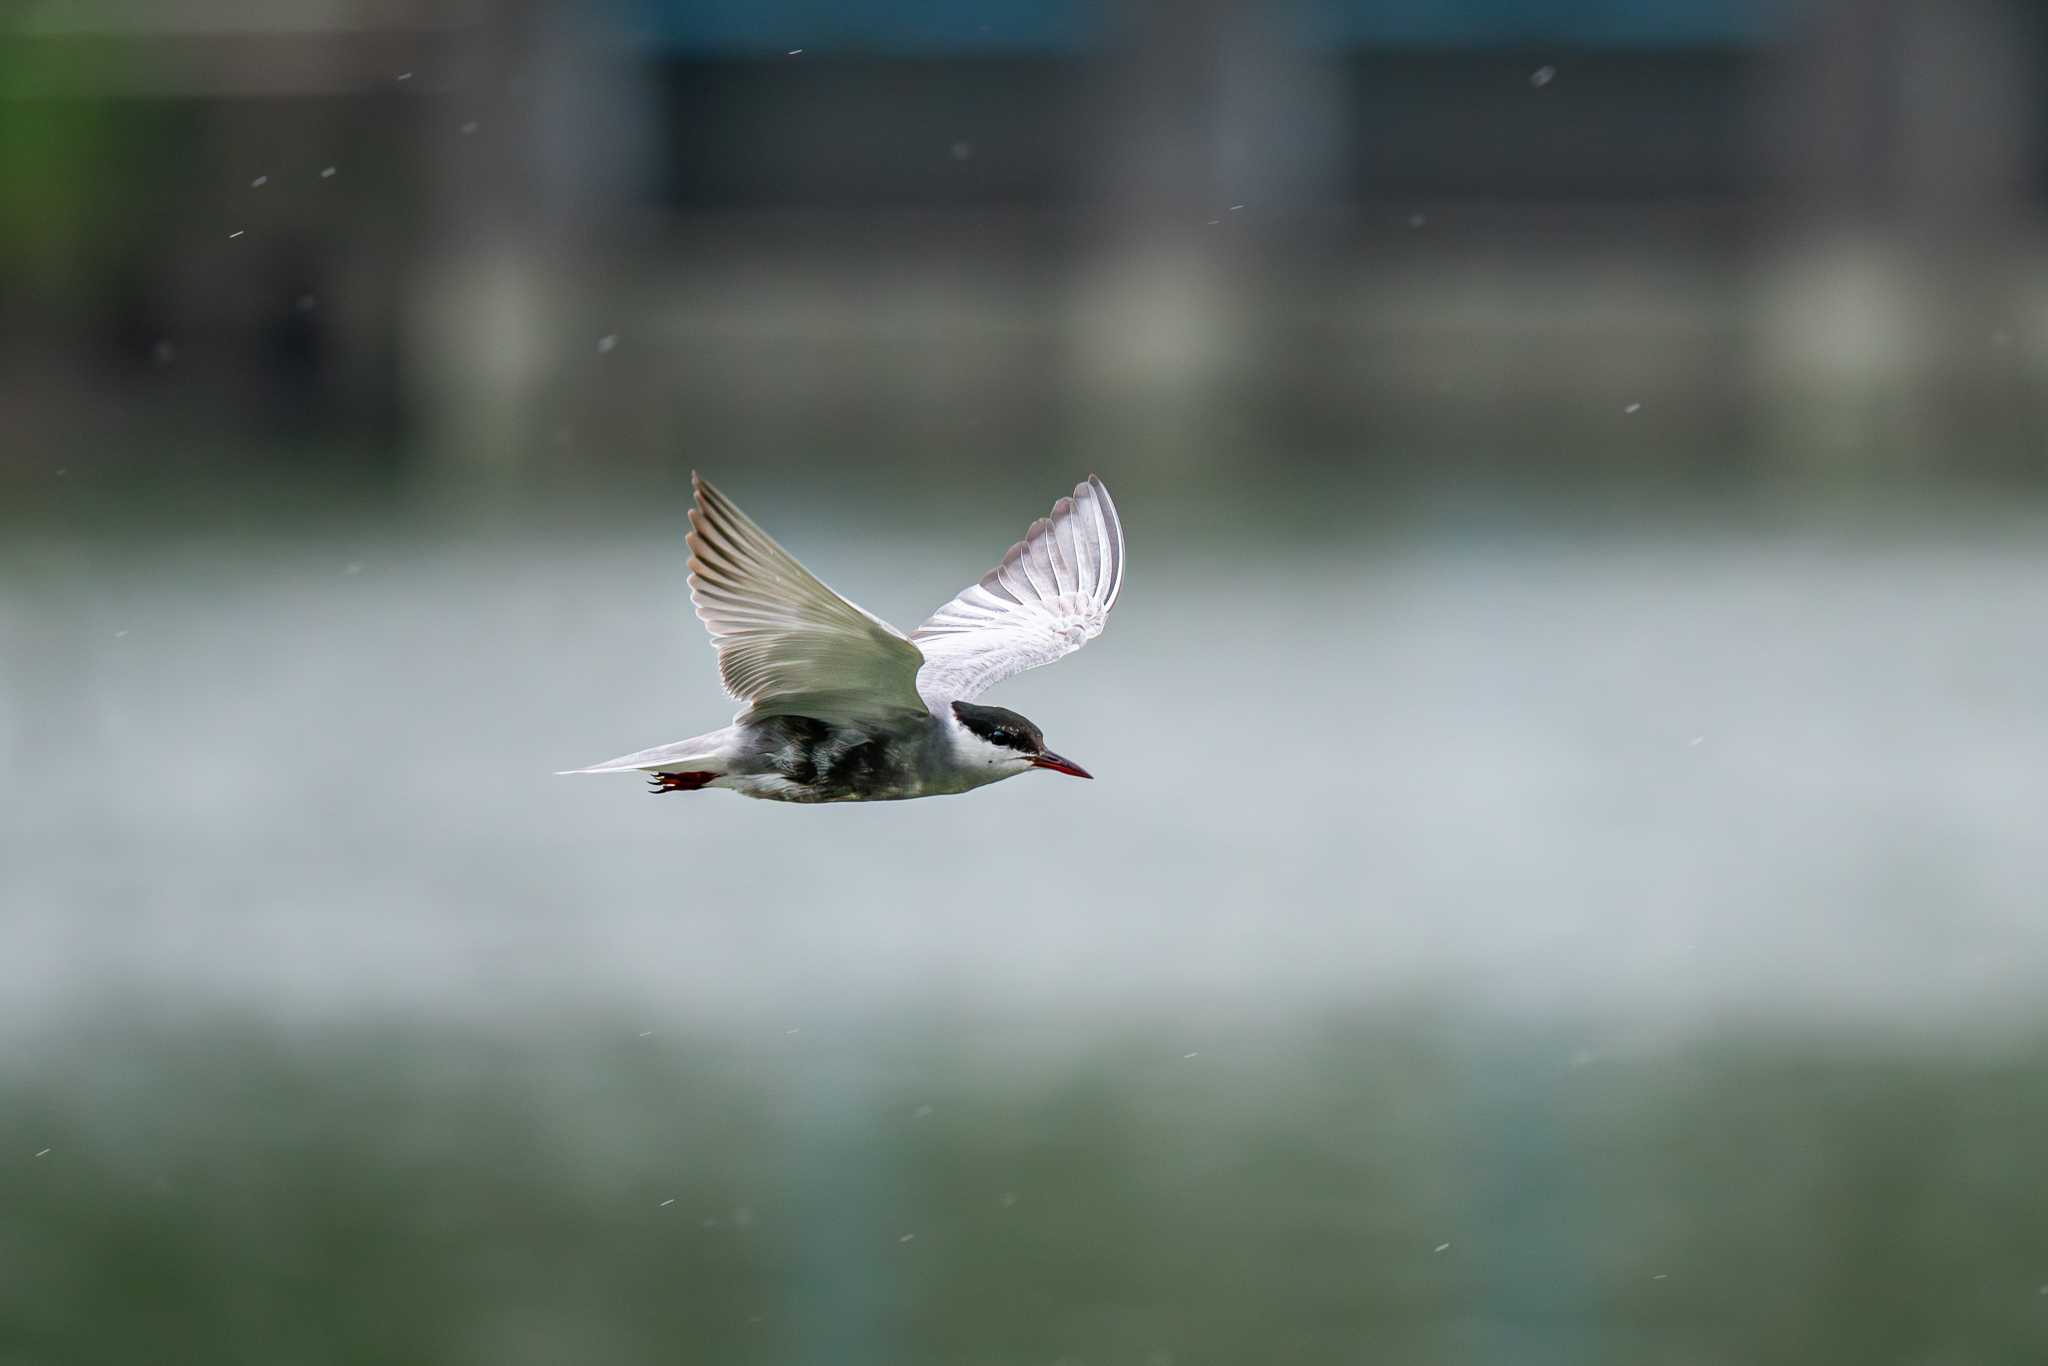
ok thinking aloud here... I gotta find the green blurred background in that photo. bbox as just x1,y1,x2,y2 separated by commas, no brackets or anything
5,2,2048,1363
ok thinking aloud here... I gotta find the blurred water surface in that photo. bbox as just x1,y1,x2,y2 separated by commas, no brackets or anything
4,495,2048,1364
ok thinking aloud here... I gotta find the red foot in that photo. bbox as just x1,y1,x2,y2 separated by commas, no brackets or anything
648,770,718,794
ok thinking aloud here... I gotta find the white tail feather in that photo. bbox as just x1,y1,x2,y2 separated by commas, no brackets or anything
556,730,732,776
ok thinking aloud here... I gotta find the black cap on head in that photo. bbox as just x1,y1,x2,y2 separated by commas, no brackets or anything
951,701,1044,753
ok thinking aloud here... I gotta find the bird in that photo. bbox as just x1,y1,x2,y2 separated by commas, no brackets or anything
560,472,1125,803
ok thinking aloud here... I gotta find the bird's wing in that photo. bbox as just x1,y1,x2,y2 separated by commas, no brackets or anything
911,475,1125,708
688,473,930,723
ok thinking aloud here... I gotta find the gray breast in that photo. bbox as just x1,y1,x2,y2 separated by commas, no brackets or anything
749,715,930,801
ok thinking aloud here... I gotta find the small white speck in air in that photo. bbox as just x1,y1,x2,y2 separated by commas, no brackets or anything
638,1031,653,1038
1182,1052,1200,1059
788,49,804,55
295,295,317,312
1624,402,1642,414
1408,213,1428,229
1653,1274,1669,1280
701,1217,718,1228
1531,65,1556,87
898,1233,915,1243
344,562,364,576
397,72,413,81
597,334,618,353
321,166,337,178
1206,218,1219,225
55,468,68,478
913,1104,933,1119
950,140,973,160
659,1198,675,1207
460,121,479,135
34,1148,51,1158
229,230,245,239
1434,1242,1451,1253
1689,735,1706,747
1229,203,1245,211
998,1192,1018,1207
250,175,268,188
784,1027,800,1035
114,630,129,639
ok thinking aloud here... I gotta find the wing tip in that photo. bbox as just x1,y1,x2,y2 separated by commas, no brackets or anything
1067,473,1123,610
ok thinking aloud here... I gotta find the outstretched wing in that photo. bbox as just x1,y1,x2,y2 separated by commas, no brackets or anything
911,475,1125,709
687,473,929,723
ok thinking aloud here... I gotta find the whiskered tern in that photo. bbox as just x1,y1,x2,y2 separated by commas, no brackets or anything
562,473,1125,803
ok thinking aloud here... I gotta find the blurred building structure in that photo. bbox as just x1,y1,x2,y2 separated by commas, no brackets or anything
1,0,2044,494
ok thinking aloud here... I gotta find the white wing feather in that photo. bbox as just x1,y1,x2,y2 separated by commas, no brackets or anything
912,475,1125,708
687,473,929,723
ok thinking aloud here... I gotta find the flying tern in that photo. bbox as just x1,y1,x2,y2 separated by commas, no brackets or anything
562,473,1125,802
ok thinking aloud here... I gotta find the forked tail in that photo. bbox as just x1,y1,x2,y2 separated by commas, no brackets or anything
556,729,735,788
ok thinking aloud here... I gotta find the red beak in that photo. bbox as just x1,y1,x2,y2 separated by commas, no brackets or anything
1029,751,1092,779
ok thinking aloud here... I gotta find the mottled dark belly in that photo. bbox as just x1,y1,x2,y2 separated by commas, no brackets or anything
746,715,923,802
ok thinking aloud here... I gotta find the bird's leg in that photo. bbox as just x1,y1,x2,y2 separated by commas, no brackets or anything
647,771,718,794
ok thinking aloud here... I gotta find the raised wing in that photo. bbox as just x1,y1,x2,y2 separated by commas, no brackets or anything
912,475,1125,708
687,473,929,723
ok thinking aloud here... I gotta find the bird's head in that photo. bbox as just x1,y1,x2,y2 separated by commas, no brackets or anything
950,701,1092,780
